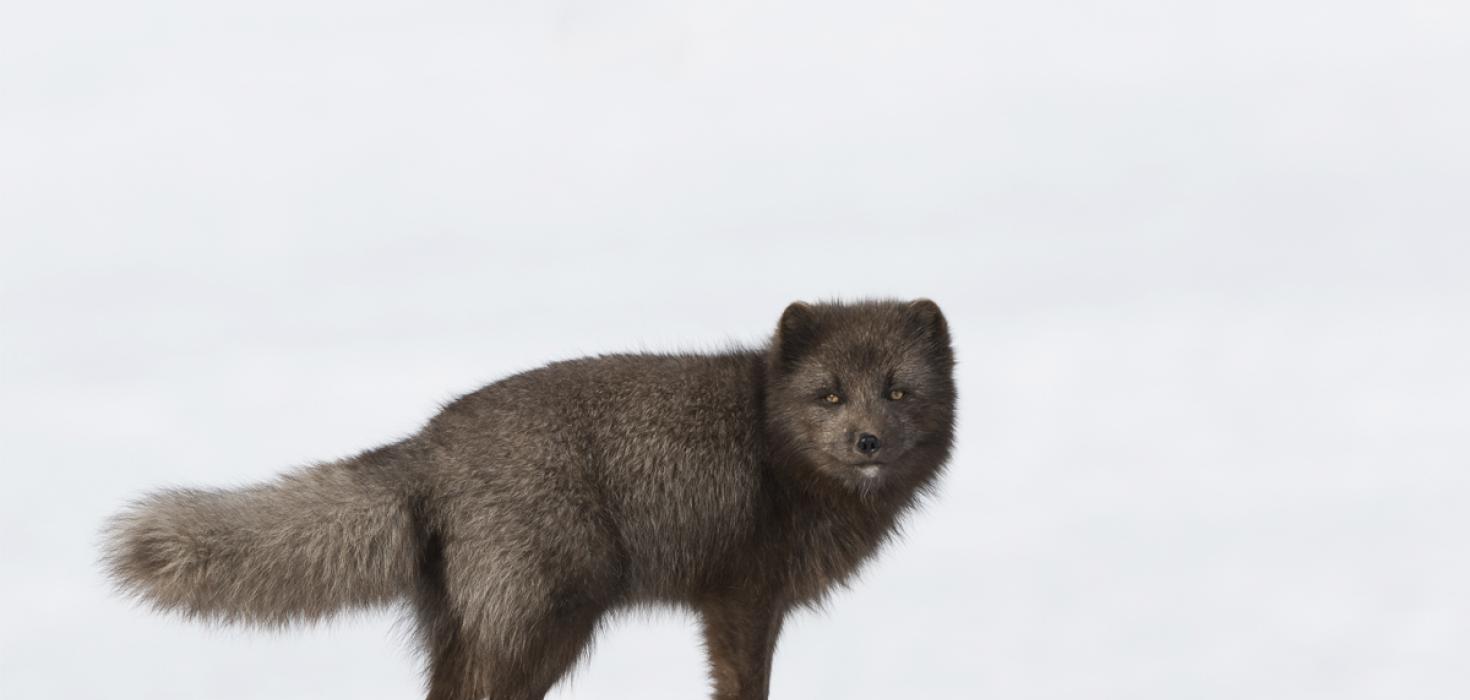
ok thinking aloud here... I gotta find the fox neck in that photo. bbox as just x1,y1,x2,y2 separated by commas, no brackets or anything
749,354,935,603
758,429,927,605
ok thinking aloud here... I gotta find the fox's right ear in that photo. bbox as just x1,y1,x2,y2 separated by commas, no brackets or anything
774,301,819,372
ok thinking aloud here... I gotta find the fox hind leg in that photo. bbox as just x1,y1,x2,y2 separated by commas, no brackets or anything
415,525,614,700
421,593,604,700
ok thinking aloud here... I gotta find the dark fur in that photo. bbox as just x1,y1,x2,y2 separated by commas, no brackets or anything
103,299,956,700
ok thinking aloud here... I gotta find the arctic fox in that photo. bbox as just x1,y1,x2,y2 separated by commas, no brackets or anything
103,299,957,700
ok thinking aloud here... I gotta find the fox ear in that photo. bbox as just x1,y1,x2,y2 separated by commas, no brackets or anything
775,301,820,371
907,298,951,348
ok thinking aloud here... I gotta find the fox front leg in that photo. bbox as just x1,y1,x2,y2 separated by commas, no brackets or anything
699,594,785,700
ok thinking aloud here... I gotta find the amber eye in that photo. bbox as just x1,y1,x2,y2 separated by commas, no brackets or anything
823,393,842,404
888,389,906,401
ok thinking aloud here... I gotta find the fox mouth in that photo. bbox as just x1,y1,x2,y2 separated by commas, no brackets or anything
842,461,887,479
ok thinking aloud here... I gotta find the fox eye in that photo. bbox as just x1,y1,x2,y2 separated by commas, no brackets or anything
888,389,906,401
822,393,843,405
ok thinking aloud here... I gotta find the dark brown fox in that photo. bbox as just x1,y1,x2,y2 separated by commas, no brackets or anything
103,299,957,700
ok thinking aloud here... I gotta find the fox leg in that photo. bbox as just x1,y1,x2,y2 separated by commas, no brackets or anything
423,599,602,700
415,502,616,700
699,593,785,700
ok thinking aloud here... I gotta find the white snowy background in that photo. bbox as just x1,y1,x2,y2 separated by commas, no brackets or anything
2,1,1467,698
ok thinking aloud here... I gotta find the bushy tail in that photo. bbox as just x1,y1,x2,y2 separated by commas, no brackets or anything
102,442,422,627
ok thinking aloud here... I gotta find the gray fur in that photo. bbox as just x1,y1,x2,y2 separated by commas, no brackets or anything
102,299,957,700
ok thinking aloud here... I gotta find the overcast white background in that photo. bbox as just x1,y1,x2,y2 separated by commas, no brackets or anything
3,1,1468,698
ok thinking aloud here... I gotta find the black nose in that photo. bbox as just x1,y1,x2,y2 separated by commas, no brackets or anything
856,433,881,455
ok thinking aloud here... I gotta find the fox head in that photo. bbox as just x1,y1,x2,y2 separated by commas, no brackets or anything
765,299,956,493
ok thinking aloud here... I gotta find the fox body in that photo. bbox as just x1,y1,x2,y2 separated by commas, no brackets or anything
104,299,957,700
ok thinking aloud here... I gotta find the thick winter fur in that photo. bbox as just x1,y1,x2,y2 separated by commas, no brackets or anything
103,299,957,700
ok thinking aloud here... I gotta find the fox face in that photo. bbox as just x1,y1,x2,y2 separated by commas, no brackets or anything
766,299,956,491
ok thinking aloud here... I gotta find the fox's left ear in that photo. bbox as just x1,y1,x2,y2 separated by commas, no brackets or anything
907,298,951,350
